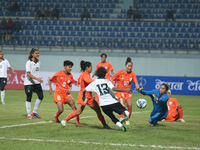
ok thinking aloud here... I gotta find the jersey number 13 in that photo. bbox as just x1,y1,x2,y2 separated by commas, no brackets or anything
96,83,109,96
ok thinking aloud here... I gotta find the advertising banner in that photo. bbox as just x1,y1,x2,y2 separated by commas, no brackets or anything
5,71,200,95
131,76,200,96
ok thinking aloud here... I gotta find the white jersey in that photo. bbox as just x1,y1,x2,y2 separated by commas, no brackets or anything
85,78,118,106
24,59,41,85
0,58,11,78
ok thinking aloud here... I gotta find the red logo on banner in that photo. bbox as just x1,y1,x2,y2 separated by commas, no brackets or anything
5,70,25,90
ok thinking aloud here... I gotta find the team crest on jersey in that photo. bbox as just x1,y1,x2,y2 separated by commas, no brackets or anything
169,101,172,105
130,78,132,81
105,66,107,69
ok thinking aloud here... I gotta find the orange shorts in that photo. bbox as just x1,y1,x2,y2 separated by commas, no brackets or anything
54,93,72,104
165,112,179,121
115,92,132,101
77,91,95,107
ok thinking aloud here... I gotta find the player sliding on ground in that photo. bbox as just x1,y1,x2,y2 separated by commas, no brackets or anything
61,60,111,129
135,83,170,126
164,90,185,122
83,67,131,131
48,60,81,126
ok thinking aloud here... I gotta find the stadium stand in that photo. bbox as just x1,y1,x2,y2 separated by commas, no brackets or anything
0,0,200,54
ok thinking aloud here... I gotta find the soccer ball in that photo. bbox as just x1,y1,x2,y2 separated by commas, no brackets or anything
136,99,147,109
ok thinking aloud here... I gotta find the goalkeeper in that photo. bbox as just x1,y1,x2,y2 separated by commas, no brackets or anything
135,83,169,126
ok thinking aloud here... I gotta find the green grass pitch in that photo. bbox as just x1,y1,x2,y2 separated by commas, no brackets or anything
0,90,200,150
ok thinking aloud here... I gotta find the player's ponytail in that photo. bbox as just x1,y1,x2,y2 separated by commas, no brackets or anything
125,57,132,65
28,48,39,63
80,60,92,71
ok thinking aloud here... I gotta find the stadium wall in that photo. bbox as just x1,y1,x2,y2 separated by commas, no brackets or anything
4,52,200,77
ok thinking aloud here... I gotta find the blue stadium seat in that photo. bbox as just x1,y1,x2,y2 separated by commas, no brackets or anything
74,27,79,31
133,28,139,32
44,31,50,36
97,32,102,37
55,26,61,31
70,31,76,36
100,27,106,31
113,27,119,32
191,33,197,38
103,22,109,26
174,28,180,33
150,33,156,38
156,22,162,27
167,28,173,33
157,33,163,38
153,28,159,32
170,33,177,38
180,28,186,33
177,33,184,38
127,27,132,32
64,31,69,36
160,28,166,32
130,33,135,37
94,27,99,31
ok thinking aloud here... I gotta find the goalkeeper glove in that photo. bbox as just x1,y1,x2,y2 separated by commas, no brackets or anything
135,87,143,92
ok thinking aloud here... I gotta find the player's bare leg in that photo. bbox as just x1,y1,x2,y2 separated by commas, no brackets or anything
90,100,111,129
54,102,64,123
67,97,82,126
118,98,125,121
125,98,132,125
61,103,85,126
177,104,185,122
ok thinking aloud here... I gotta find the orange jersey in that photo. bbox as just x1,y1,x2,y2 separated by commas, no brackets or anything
95,61,114,80
111,69,137,91
167,98,179,115
78,71,94,99
50,70,73,94
165,98,179,121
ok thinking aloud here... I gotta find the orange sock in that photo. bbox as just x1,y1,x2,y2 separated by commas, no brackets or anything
55,111,61,117
73,109,79,122
178,108,183,119
64,111,76,121
119,114,123,119
127,107,132,119
97,113,106,125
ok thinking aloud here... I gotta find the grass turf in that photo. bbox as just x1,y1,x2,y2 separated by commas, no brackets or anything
0,90,200,150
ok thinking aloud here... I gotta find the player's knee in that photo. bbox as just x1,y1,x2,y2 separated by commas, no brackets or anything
26,99,31,102
177,104,182,109
149,118,153,124
149,118,157,124
76,109,82,115
38,95,44,101
58,108,64,114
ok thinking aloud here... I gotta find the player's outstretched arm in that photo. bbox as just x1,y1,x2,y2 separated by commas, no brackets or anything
134,87,143,93
113,87,132,93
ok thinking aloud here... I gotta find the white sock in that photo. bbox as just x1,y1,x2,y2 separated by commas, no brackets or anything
26,101,31,116
116,121,123,128
33,99,42,113
1,90,5,102
123,110,129,117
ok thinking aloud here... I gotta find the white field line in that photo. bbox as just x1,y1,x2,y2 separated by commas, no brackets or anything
0,137,199,150
0,111,151,129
